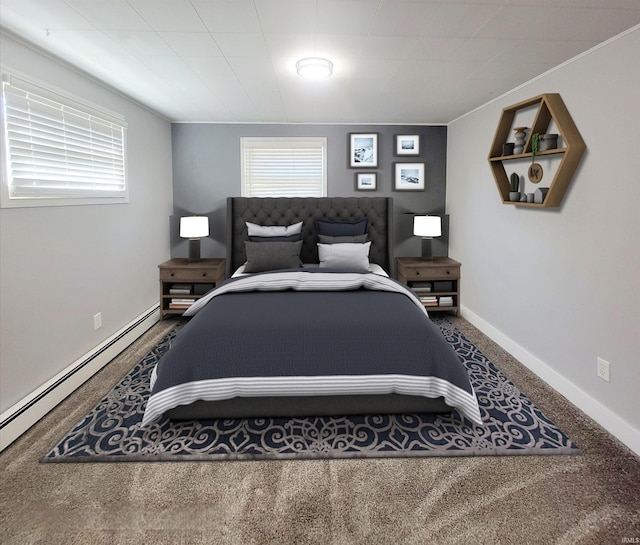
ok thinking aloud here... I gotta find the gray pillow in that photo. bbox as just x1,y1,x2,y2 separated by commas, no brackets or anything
318,234,368,244
244,240,303,273
317,242,371,272
246,221,303,237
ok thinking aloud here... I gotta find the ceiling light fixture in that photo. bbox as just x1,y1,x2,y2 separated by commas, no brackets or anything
296,57,333,80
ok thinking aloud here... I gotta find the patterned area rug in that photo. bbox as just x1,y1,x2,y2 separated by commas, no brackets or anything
42,317,580,462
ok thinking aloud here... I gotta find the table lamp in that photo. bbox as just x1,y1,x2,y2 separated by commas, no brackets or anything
413,215,441,261
180,216,209,263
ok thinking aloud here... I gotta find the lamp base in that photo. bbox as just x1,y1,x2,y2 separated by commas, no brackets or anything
187,239,201,263
420,238,434,261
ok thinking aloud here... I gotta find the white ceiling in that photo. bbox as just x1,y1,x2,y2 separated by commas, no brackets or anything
1,0,639,124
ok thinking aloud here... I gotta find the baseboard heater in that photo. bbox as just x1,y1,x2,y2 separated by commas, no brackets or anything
0,304,159,451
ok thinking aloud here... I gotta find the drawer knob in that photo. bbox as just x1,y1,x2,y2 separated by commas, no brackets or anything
202,272,207,277
170,272,174,277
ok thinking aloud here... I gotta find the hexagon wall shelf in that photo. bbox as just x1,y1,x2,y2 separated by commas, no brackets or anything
488,93,586,207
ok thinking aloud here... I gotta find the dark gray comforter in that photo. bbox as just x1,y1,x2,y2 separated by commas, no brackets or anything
142,270,481,426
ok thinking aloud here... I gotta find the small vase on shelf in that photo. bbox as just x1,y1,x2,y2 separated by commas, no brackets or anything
540,133,559,151
513,127,528,154
502,142,515,156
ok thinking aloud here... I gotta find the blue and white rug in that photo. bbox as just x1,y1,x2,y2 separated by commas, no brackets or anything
42,318,580,462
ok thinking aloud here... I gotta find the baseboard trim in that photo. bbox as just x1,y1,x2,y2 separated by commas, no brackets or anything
460,305,640,457
0,304,160,452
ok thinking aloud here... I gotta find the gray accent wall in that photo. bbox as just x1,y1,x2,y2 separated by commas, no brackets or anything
170,123,448,265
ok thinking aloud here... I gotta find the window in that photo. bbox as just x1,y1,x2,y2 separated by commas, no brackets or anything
241,137,327,197
1,73,128,208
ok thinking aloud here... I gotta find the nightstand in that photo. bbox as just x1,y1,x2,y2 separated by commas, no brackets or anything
159,258,226,319
396,257,461,316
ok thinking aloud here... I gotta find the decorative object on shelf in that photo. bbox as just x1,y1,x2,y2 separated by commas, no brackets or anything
413,215,441,261
540,133,559,151
355,172,377,191
534,187,549,204
509,172,521,202
393,162,426,191
394,134,420,156
513,126,528,154
180,216,209,262
488,93,586,207
502,142,515,156
527,192,535,203
349,133,378,168
528,162,544,183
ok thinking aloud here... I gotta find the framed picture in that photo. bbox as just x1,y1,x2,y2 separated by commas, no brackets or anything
394,162,425,191
355,172,377,191
349,133,378,168
394,134,420,156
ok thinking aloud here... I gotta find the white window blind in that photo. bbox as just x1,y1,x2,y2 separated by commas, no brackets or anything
1,74,128,207
241,137,327,197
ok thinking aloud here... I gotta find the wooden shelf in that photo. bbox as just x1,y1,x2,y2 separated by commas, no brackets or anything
488,94,586,208
488,148,566,162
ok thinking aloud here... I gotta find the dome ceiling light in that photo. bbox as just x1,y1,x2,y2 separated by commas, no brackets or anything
296,57,334,80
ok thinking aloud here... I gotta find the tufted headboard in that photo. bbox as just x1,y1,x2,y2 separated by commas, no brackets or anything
226,197,394,277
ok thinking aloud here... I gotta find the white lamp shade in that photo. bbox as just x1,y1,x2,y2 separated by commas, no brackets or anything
180,216,209,238
413,215,441,238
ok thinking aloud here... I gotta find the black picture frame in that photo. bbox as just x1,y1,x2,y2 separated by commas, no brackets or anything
349,133,378,168
355,172,377,191
393,162,426,191
394,134,420,156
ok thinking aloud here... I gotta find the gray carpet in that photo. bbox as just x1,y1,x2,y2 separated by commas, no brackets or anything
1,316,638,544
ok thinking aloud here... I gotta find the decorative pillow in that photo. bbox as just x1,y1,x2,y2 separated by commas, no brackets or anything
317,242,371,272
248,233,303,242
315,218,368,237
318,234,368,244
244,240,303,273
246,221,303,237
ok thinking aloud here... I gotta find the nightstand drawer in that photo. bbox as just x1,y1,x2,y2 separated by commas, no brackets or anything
402,267,458,280
160,268,222,282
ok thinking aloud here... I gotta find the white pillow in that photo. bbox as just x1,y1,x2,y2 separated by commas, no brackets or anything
318,242,371,272
246,221,303,237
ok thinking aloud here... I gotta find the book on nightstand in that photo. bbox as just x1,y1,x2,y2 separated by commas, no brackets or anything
169,298,194,309
411,281,432,290
169,284,192,294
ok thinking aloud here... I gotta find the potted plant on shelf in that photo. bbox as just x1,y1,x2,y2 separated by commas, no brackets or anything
509,172,521,202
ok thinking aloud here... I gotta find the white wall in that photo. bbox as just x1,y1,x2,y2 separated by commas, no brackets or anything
0,34,173,413
446,27,640,454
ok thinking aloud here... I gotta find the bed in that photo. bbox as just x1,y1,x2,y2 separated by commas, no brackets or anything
141,197,481,427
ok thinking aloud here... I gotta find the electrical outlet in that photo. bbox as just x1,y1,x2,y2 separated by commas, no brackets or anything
597,357,610,382
93,312,102,331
